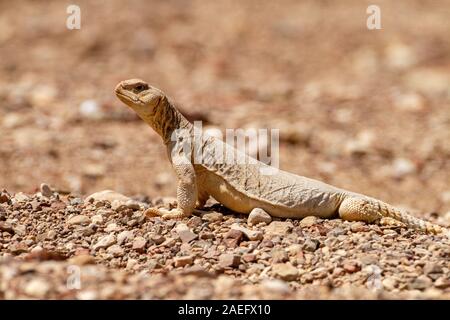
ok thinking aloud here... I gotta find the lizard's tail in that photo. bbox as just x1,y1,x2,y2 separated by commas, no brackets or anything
339,196,448,235
377,201,445,235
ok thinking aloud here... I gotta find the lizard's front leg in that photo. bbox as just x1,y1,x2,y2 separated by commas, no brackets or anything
146,157,197,220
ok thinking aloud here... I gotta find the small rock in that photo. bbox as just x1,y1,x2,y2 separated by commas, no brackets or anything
231,224,263,241
174,255,194,267
187,216,203,228
68,254,96,265
247,208,272,225
382,278,397,291
409,275,433,290
343,260,361,273
179,265,214,278
67,215,91,226
303,238,319,252
0,190,10,203
272,263,299,281
93,234,116,251
219,254,241,268
85,190,131,204
242,253,257,263
79,99,102,120
150,234,166,245
132,237,147,253
264,221,293,236
300,216,318,228
328,227,346,236
40,183,53,198
107,244,125,257
260,239,274,248
117,230,134,245
91,214,104,224
390,158,416,178
13,224,26,236
272,249,288,263
224,229,243,247
24,278,50,298
176,226,197,243
0,221,14,233
104,223,118,232
434,276,450,289
350,222,367,233
9,242,29,255
14,192,30,202
202,212,223,222
261,279,290,294
423,262,442,276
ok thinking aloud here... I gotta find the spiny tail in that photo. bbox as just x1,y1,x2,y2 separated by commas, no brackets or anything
377,201,447,235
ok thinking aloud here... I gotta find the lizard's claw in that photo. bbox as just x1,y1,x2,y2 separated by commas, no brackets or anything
145,207,188,220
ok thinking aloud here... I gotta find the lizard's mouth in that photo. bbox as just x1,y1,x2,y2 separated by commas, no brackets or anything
115,89,140,106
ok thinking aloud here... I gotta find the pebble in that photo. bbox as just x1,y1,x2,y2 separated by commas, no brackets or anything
93,234,116,251
261,279,290,294
68,254,96,266
272,263,299,281
409,275,433,290
247,208,272,225
14,192,30,202
303,238,320,252
9,242,29,255
91,214,104,224
67,215,91,226
85,190,131,204
350,222,367,233
40,183,53,198
224,228,243,247
177,229,198,243
271,249,288,263
105,223,119,232
230,224,263,241
107,244,125,257
202,212,223,222
264,221,293,236
174,255,194,267
24,278,50,298
132,237,147,253
150,234,166,245
219,254,241,268
434,277,450,289
0,221,14,233
117,230,134,245
299,216,318,228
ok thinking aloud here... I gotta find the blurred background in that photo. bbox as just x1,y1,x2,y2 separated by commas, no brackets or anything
1,0,450,216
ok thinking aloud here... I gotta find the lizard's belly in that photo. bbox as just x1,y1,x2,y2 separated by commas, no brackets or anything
199,171,338,219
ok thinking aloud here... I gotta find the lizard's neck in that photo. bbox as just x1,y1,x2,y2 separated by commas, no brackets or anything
149,98,193,145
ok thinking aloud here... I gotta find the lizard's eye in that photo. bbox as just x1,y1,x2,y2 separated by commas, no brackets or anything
134,84,148,92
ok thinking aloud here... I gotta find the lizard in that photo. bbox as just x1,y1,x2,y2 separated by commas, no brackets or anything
115,78,448,236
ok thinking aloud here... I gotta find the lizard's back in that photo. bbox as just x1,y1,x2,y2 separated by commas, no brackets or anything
195,136,345,218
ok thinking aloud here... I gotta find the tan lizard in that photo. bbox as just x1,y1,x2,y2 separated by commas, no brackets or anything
115,79,448,235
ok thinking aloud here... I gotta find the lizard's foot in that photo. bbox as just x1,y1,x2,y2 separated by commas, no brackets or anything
145,207,190,220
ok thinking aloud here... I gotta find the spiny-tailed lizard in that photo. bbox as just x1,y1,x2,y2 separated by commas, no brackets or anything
115,79,448,236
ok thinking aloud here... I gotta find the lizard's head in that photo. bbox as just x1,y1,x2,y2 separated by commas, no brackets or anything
115,79,166,120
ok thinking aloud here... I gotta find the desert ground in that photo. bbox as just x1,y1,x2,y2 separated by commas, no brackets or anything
0,0,449,299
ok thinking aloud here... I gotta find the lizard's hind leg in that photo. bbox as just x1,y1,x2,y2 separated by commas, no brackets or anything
338,197,383,224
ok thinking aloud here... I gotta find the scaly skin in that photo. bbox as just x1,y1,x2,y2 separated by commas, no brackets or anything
115,79,449,236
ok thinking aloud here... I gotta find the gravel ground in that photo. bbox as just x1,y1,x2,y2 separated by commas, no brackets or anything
1,0,450,300
0,188,448,299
